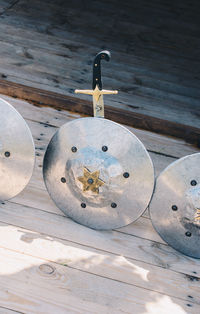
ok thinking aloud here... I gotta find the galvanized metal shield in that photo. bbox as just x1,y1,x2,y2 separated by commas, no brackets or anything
0,98,35,200
149,153,200,258
43,117,154,230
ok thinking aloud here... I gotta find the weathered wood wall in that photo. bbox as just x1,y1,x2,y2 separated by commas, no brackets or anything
0,0,199,143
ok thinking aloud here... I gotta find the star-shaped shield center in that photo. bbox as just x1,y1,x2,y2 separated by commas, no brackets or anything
195,208,200,222
78,167,105,194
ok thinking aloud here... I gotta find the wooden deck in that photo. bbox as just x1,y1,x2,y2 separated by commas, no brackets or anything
0,94,199,313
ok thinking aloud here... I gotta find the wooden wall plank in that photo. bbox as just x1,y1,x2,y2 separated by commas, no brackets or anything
3,95,199,158
0,81,199,146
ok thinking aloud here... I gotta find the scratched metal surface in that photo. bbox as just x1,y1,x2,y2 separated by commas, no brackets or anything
43,117,154,230
150,153,200,258
0,98,35,200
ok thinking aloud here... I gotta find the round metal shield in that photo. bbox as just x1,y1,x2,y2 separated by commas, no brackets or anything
43,117,154,230
149,153,200,258
0,98,35,200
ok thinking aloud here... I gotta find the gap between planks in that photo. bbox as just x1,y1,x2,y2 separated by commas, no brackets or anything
0,94,199,310
1,200,200,280
0,245,198,314
2,94,199,243
0,220,199,309
2,94,199,158
0,0,199,143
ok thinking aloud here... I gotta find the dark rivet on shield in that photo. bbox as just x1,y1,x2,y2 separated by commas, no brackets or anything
4,151,10,157
123,172,129,178
87,178,94,185
61,177,66,183
190,180,197,186
102,146,108,152
81,203,86,208
71,146,77,153
172,205,178,211
185,231,192,237
111,202,117,208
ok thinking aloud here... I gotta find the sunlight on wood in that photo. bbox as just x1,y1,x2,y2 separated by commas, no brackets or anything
0,247,41,276
118,256,149,281
145,295,187,314
0,225,149,281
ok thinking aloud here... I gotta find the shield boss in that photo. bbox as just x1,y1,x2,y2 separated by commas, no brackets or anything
149,153,200,258
43,117,154,230
0,98,35,200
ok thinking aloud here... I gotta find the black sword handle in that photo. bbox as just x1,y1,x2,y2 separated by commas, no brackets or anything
93,50,111,90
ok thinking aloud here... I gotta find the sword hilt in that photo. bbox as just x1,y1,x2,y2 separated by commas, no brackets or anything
74,50,118,118
93,50,110,90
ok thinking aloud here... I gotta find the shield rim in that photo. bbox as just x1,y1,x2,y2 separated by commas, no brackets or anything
149,152,200,258
0,98,35,200
43,117,155,230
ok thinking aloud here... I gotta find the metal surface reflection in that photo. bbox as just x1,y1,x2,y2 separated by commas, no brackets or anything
149,153,200,258
0,98,35,200
43,117,154,230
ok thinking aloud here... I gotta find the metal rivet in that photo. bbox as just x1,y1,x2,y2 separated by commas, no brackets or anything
81,203,86,208
111,203,117,208
102,146,108,152
172,205,178,211
4,151,10,157
95,63,97,67
96,78,98,81
61,177,66,183
71,146,77,153
185,231,192,237
123,172,129,178
191,180,197,186
87,178,94,185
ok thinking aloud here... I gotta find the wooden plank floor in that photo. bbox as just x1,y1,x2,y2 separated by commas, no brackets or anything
0,0,199,143
0,94,200,313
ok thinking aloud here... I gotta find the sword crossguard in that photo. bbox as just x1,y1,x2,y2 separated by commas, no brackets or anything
75,87,118,102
